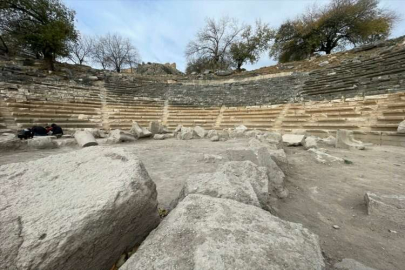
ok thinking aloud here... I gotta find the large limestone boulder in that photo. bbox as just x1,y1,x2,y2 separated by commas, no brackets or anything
121,194,325,270
149,121,164,135
335,129,365,150
177,127,194,140
27,136,57,149
129,122,151,138
0,147,160,270
193,126,206,138
74,130,98,147
364,192,405,223
304,136,318,149
397,120,405,134
107,129,136,143
226,147,289,199
174,161,269,209
282,134,305,146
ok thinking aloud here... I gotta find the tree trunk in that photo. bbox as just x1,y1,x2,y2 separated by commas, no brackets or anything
44,52,54,71
237,62,242,71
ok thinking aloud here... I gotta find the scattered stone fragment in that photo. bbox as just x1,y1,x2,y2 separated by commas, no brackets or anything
235,124,248,131
282,134,305,146
153,134,165,140
74,130,98,147
320,135,336,146
121,194,325,270
177,127,194,140
148,121,164,135
210,135,219,142
193,126,206,138
336,130,365,150
129,122,148,138
304,136,318,149
107,129,136,143
334,258,378,270
84,128,107,138
202,154,224,163
318,60,329,67
206,129,218,139
364,192,405,223
308,148,344,164
333,225,340,229
0,147,160,270
397,120,405,134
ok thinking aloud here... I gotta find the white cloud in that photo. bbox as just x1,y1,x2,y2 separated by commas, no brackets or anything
65,0,405,72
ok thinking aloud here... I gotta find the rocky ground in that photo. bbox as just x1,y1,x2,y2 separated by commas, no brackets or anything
1,138,404,270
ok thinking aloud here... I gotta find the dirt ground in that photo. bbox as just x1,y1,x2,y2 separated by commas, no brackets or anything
1,138,404,270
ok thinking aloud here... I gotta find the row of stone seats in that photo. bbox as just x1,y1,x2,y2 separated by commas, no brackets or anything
4,99,102,129
107,100,165,130
219,106,282,129
371,93,405,131
300,46,405,98
166,105,220,130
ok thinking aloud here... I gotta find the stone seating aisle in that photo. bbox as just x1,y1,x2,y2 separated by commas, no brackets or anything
166,105,220,130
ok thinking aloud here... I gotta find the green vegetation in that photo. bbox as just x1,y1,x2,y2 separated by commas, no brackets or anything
0,0,77,70
270,0,397,63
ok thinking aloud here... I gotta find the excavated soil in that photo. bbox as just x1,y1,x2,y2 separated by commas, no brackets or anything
0,138,404,270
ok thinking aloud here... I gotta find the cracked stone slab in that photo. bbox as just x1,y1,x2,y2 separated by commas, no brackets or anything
121,194,325,270
0,147,160,270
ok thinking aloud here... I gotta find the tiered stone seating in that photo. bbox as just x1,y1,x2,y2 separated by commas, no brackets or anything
166,106,220,130
371,93,405,131
300,47,405,99
5,100,102,131
219,107,281,129
107,101,164,130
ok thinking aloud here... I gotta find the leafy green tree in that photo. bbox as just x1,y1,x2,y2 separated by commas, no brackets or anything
271,0,397,63
230,21,274,70
0,0,77,70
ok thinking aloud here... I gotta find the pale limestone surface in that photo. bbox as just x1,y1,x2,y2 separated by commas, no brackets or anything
335,130,365,150
74,130,98,147
282,134,305,146
121,194,325,270
335,258,378,270
0,147,160,270
173,161,268,209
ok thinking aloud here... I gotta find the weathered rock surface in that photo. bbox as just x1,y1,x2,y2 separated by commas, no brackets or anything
0,147,160,270
148,121,164,135
84,128,107,138
129,122,151,138
304,136,318,149
121,194,325,270
397,120,405,134
206,129,218,139
174,161,269,209
177,127,194,140
74,130,98,147
364,192,405,223
210,135,219,142
27,136,57,149
282,134,305,146
193,126,206,138
336,129,365,150
334,258,378,270
107,129,136,143
0,133,23,151
308,148,344,164
320,135,336,146
153,134,165,140
227,147,289,199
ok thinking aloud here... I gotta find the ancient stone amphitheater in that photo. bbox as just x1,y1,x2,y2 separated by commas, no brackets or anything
1,38,405,270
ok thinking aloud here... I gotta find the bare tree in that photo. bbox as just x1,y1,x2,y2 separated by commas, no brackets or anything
67,34,93,65
185,16,245,69
91,36,110,70
97,33,140,73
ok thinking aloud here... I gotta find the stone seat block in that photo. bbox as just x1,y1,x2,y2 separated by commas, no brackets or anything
303,123,359,128
14,118,97,123
387,103,405,109
282,123,304,127
325,112,362,116
381,109,405,115
285,114,312,118
377,116,405,121
19,122,102,128
371,124,402,128
108,115,162,120
316,118,346,122
282,119,308,122
305,107,355,113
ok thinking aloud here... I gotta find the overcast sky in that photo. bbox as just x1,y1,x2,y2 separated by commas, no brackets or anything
64,0,405,72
